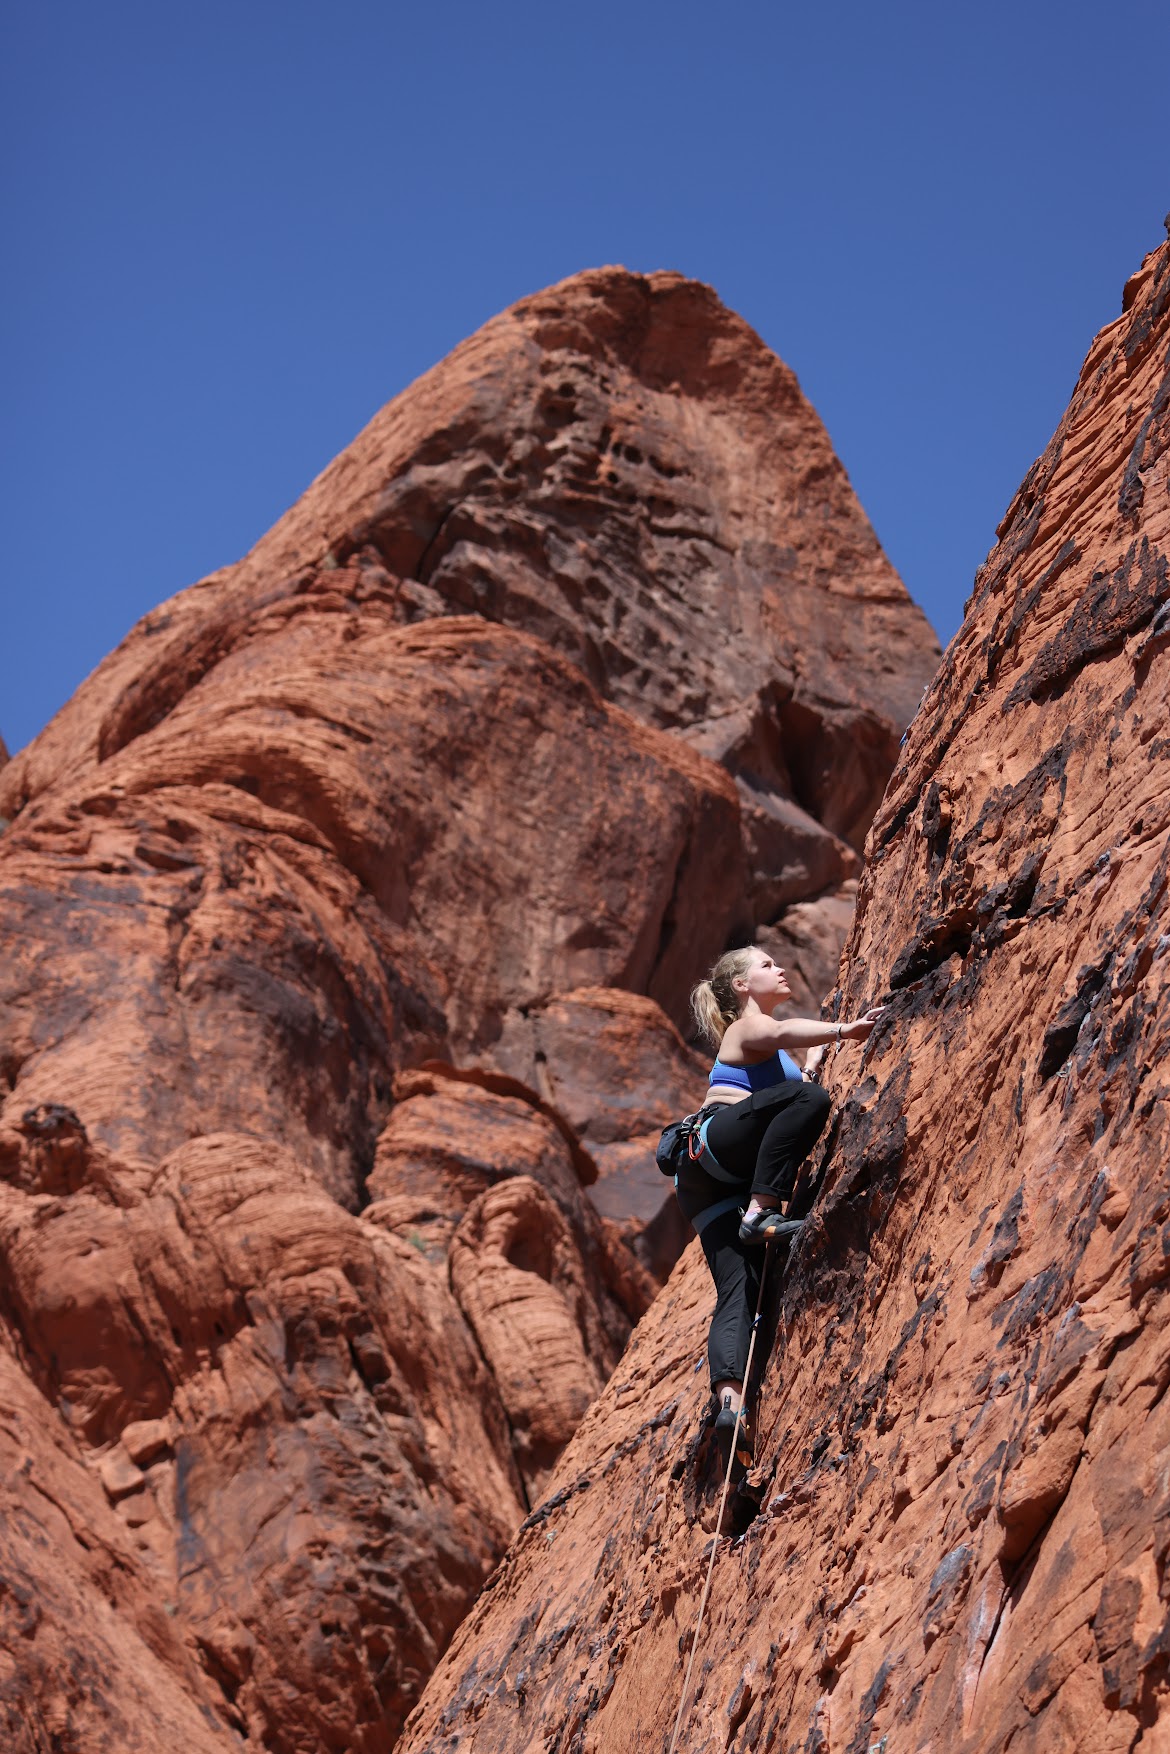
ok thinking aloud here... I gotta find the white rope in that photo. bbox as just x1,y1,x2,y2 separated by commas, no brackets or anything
667,1241,773,1754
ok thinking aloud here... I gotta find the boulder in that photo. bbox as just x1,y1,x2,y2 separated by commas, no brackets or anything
366,1066,654,1333
450,1176,621,1501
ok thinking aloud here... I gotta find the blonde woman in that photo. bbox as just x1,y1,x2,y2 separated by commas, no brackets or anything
681,945,883,1475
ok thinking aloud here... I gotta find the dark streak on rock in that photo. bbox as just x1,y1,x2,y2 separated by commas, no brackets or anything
1010,537,1170,708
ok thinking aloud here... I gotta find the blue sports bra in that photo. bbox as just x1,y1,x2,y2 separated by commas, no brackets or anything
708,1050,803,1093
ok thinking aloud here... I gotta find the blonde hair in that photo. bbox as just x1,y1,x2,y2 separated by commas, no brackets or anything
690,946,758,1047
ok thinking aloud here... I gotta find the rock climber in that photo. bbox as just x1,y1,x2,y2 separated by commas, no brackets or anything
678,945,883,1477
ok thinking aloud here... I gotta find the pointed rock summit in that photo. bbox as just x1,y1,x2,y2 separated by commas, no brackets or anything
6,268,937,928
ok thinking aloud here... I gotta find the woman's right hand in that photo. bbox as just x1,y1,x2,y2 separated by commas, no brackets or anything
803,1043,828,1081
842,1006,885,1041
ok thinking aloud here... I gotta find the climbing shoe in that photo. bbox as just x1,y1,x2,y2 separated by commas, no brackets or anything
714,1394,753,1480
737,1208,803,1247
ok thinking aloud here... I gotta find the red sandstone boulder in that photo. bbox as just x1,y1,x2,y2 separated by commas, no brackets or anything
361,1060,665,1616
397,241,1170,1754
451,1175,628,1500
364,1071,592,1248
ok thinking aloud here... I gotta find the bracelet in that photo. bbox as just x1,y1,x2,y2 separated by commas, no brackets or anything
835,1022,842,1039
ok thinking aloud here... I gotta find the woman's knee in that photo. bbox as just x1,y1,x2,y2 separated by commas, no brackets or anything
796,1081,831,1130
761,1080,829,1139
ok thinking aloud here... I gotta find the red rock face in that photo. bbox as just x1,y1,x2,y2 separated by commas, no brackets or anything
367,1063,655,1500
485,986,710,1275
0,270,932,1215
0,268,936,1750
398,243,1170,1753
0,617,741,1202
2,1132,532,1748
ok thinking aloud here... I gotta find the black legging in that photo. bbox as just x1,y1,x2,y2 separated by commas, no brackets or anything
675,1082,831,1387
702,1080,830,1203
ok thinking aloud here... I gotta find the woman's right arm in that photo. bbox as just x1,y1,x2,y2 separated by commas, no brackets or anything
728,1007,885,1056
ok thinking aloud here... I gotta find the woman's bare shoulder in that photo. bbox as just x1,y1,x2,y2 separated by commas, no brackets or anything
720,1015,784,1060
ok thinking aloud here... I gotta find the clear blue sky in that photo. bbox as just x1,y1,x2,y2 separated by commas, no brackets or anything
3,0,1168,755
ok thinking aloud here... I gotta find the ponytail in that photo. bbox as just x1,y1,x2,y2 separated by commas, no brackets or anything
690,980,725,1047
689,946,757,1047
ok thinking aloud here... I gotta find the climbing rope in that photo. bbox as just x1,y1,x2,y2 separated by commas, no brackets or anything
667,1240,774,1754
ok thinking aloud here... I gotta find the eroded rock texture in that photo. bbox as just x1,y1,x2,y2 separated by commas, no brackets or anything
0,268,933,1750
367,1064,654,1499
398,242,1170,1753
486,986,709,1277
1,268,936,1037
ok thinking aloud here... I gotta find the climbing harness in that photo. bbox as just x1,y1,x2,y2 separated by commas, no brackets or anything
659,1103,746,1185
656,1110,703,1176
666,1239,775,1754
692,1110,726,1172
657,1104,727,1178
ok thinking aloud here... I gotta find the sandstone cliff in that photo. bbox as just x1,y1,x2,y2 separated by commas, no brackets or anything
398,242,1170,1753
0,269,934,1750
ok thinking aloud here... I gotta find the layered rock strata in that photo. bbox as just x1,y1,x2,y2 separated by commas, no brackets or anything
398,242,1170,1754
0,268,935,1749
